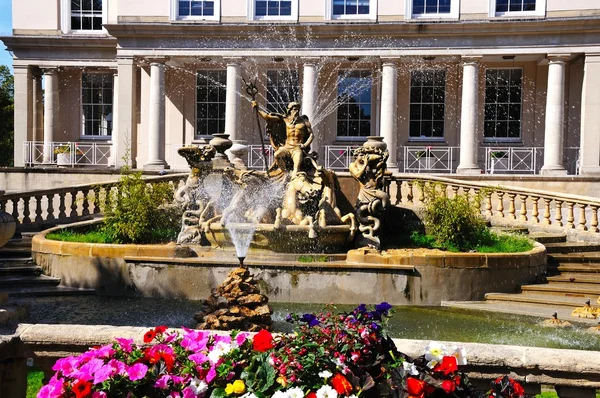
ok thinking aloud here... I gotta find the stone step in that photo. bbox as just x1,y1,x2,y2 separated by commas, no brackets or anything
544,243,600,254
485,292,595,308
528,232,567,244
520,282,600,298
0,275,61,288
0,266,42,276
3,286,96,297
0,248,32,258
547,274,600,285
557,263,600,273
548,252,600,263
0,257,33,264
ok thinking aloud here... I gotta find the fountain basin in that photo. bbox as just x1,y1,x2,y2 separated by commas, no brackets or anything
204,222,352,253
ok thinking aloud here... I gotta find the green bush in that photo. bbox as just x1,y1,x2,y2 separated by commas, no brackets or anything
100,171,181,244
421,184,490,251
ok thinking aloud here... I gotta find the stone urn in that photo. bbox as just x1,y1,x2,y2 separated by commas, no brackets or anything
227,139,249,170
209,133,233,161
363,136,387,152
0,191,15,247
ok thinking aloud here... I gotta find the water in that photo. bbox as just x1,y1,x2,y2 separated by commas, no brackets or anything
23,296,600,351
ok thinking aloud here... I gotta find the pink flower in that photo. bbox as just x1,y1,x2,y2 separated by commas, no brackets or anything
181,330,210,352
108,359,126,375
155,375,171,389
37,376,65,398
92,392,107,398
189,353,209,366
182,387,197,398
126,363,148,381
94,345,115,358
75,358,104,381
236,332,249,346
115,338,134,353
52,357,78,376
205,366,217,383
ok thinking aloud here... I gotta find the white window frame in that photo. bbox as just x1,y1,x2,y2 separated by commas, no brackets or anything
80,72,114,140
195,70,227,139
483,67,524,143
408,68,447,142
61,0,108,34
171,0,221,21
489,0,546,18
405,0,459,20
325,0,378,21
248,0,299,21
336,69,374,141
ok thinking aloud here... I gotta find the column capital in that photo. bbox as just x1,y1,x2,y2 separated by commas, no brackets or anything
223,57,243,66
147,56,169,66
301,57,321,65
546,54,571,63
381,58,400,67
461,55,483,65
41,67,59,76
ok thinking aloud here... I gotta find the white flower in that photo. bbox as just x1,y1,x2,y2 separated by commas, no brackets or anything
402,361,419,376
208,341,232,365
189,377,209,395
449,345,467,366
334,357,344,367
316,385,338,398
318,370,333,379
286,387,304,398
271,391,289,398
424,341,446,362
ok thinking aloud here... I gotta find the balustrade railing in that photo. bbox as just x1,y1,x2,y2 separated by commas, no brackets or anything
324,145,360,170
248,145,275,170
484,147,536,174
0,174,187,233
403,146,457,173
385,174,600,236
24,141,114,167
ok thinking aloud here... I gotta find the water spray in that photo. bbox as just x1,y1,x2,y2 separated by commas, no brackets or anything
243,78,269,174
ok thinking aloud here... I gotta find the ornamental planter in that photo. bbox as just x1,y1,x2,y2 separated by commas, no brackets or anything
56,153,71,166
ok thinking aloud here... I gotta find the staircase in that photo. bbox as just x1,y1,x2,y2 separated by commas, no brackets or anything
445,232,600,324
0,236,94,297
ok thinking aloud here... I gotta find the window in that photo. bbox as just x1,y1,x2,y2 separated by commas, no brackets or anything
266,70,299,114
405,0,459,19
196,71,226,137
249,0,298,20
337,71,372,139
81,73,113,138
326,0,377,20
174,0,220,20
484,68,522,141
61,0,106,33
489,0,545,17
409,69,445,140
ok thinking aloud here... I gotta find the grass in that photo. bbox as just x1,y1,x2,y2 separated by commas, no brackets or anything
45,226,180,245
27,369,44,398
297,255,329,263
410,231,534,253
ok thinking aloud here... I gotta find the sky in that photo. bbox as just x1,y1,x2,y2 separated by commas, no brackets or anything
0,0,12,70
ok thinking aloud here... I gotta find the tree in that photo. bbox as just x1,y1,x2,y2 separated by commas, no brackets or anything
0,66,13,167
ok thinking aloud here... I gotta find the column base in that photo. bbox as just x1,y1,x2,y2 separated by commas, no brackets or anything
578,165,600,176
143,161,170,171
540,165,568,176
456,165,483,175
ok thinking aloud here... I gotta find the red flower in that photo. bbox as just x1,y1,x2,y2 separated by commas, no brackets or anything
332,373,353,395
72,380,92,398
434,356,458,376
252,329,274,352
442,380,456,394
155,325,168,334
306,393,317,398
143,329,157,343
406,377,425,398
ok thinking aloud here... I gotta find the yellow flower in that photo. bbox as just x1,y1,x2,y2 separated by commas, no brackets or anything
225,384,234,395
232,380,246,394
276,376,288,387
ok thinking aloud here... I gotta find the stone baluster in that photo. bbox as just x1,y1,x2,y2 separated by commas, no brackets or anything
554,200,563,227
93,187,101,214
542,198,552,225
22,197,31,224
496,191,505,218
11,199,19,224
507,193,517,220
81,189,90,216
578,203,588,231
70,191,78,219
451,185,459,198
566,202,575,229
441,184,448,198
34,195,43,223
46,193,55,222
58,192,67,220
418,182,425,203
590,206,599,233
519,194,528,222
531,197,540,224
485,191,493,217
394,179,402,205
407,181,414,204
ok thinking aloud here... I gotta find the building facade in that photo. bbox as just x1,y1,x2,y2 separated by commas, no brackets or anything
3,0,600,175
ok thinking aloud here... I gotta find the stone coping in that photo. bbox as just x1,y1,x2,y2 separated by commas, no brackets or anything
12,324,600,388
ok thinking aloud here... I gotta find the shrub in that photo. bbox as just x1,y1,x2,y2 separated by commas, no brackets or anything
100,170,181,244
421,184,490,251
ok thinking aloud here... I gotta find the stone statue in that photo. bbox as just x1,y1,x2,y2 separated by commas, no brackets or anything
251,100,314,178
349,138,390,249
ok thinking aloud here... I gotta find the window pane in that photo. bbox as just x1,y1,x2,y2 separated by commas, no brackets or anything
82,72,113,137
496,0,509,12
337,71,371,137
409,69,445,138
333,0,369,15
413,0,425,14
256,1,267,15
196,70,227,137
484,69,522,140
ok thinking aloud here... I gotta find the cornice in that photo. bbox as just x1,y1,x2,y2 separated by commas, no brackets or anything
0,35,117,51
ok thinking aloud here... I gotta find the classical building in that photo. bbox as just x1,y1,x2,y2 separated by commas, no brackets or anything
3,0,600,175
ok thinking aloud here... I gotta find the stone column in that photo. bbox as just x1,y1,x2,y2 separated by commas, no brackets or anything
224,59,242,141
144,60,169,170
42,68,59,164
302,59,319,155
380,60,398,170
32,70,43,144
109,71,119,167
579,54,600,175
12,65,32,167
541,54,569,175
457,57,482,174
115,57,137,168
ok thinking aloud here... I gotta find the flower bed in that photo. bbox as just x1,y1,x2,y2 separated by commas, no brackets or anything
38,304,525,398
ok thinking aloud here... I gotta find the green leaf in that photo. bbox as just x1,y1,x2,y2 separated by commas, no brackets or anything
210,388,228,398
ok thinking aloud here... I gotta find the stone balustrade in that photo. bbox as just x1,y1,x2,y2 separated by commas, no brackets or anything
0,174,188,233
385,174,600,239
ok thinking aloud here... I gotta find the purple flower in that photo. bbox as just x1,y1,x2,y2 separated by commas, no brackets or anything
354,304,368,314
301,313,320,327
375,302,393,315
126,363,148,381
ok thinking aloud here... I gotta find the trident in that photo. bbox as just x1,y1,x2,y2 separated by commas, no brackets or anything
243,78,269,174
